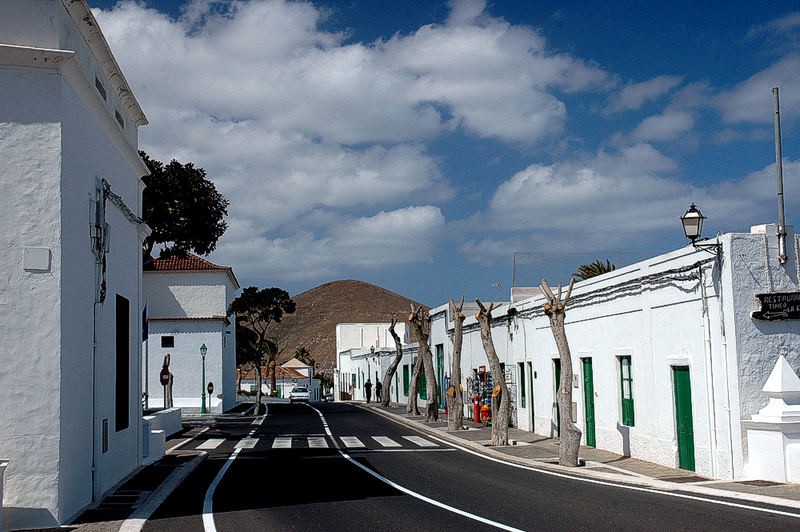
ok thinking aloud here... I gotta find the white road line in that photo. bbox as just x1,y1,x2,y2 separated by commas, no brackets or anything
272,437,292,449
203,428,257,532
403,436,437,447
168,427,210,452
372,436,401,447
305,404,523,532
418,432,800,520
308,436,328,448
340,436,365,448
235,438,258,449
196,438,225,450
251,415,266,426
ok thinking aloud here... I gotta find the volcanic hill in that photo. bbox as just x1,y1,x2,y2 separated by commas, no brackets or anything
271,279,430,374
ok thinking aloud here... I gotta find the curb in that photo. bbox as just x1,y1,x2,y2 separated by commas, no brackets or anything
359,403,800,512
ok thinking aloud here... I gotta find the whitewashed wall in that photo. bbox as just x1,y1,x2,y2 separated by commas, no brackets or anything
0,1,148,527
428,226,800,480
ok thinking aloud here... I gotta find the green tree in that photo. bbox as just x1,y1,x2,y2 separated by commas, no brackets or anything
140,151,229,257
574,259,616,280
228,287,296,412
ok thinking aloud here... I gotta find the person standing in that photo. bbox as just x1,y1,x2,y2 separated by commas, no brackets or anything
375,380,383,402
365,379,373,403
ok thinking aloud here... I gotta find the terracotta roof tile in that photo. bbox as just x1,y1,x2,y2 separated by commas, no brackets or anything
144,252,228,271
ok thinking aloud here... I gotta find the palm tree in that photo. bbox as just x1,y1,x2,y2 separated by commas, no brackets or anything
574,259,616,280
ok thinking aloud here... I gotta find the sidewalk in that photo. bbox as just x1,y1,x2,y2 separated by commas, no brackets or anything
362,401,800,509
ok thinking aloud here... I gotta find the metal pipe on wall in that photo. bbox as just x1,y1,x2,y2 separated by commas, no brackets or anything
772,87,788,265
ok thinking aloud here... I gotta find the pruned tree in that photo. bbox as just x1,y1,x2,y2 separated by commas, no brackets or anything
227,286,296,413
409,304,439,422
447,297,466,431
140,151,229,258
475,299,510,445
540,278,581,466
381,316,404,407
574,259,615,280
406,351,423,416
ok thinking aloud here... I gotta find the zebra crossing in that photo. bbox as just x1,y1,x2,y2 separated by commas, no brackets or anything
193,434,442,451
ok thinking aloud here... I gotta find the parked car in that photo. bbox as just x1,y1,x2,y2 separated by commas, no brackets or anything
289,386,310,403
322,391,334,402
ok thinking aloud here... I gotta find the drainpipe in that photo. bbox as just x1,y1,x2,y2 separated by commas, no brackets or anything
773,87,788,265
715,247,736,478
699,262,719,478
90,179,106,501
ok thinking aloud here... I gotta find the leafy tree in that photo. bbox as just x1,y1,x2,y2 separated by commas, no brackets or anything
227,286,296,412
140,151,229,257
574,259,616,280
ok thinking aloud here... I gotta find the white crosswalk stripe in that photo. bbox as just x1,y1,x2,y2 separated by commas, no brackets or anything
372,436,401,447
307,436,328,448
197,438,225,450
340,436,365,448
402,436,437,447
235,438,258,449
272,437,292,449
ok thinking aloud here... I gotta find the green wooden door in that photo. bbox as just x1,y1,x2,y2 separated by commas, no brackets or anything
420,369,427,400
553,359,561,436
582,358,596,448
403,365,409,396
672,366,695,471
527,361,534,427
437,344,445,408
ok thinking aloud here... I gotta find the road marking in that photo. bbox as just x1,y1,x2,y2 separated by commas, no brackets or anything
340,436,365,448
403,435,437,447
272,437,292,449
305,404,524,532
235,438,258,449
308,436,328,448
252,415,265,425
372,436,401,447
203,428,257,532
418,432,800,520
197,438,225,450
351,448,455,453
168,427,209,452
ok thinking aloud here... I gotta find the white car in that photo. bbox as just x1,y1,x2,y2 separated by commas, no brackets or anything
289,386,310,403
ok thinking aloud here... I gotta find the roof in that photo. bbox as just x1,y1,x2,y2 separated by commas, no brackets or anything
144,252,240,289
241,366,308,380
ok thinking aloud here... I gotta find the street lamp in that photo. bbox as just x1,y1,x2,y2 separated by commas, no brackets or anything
200,343,208,414
680,203,720,253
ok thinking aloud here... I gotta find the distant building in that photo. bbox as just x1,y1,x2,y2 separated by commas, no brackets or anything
0,0,149,528
144,253,239,413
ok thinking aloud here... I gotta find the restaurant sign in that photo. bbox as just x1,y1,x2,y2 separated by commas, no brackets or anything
752,292,800,321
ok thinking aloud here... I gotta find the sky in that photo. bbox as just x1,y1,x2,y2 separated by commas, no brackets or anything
88,0,800,306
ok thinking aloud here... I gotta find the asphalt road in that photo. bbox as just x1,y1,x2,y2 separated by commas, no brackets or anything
140,402,800,531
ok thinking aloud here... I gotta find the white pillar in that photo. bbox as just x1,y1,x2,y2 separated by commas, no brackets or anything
742,356,800,482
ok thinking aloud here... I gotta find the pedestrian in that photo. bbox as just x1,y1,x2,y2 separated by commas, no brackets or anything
365,379,372,403
375,380,383,402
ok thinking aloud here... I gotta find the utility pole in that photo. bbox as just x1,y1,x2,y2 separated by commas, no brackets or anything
772,87,788,265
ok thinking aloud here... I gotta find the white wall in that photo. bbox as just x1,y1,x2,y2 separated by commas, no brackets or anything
145,271,232,318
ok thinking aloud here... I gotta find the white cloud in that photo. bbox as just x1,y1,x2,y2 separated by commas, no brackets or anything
715,56,800,123
631,111,695,141
216,205,446,280
605,75,683,113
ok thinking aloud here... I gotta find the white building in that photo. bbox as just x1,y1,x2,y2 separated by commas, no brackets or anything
144,253,239,413
426,224,800,480
335,323,419,403
0,1,149,528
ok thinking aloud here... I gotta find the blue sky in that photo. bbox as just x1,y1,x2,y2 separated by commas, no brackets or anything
89,0,800,306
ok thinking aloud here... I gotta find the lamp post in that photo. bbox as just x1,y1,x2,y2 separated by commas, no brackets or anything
200,343,208,414
680,203,720,254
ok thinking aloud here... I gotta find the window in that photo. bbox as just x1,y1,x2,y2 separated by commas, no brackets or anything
619,356,634,426
95,76,107,101
115,294,130,432
115,110,125,129
161,335,175,348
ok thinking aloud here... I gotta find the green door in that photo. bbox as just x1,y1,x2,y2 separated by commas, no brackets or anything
420,367,427,400
582,358,596,448
527,361,534,428
437,344,445,408
403,365,409,395
673,366,695,471
553,359,561,436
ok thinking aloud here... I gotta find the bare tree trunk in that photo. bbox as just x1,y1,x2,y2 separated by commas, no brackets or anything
255,360,263,414
475,299,509,446
382,317,404,407
406,352,422,416
540,278,581,467
447,297,465,431
410,305,438,422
